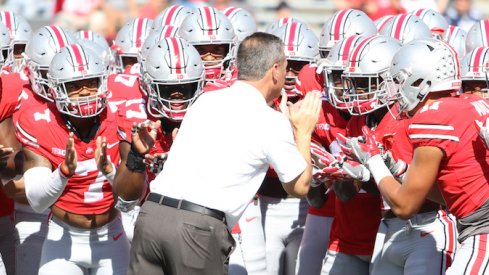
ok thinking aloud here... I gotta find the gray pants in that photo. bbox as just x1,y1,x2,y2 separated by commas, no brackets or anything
129,200,235,275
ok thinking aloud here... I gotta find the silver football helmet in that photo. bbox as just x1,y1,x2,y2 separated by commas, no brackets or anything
222,7,256,43
0,11,32,71
409,9,448,38
466,19,489,53
178,6,237,81
341,35,402,115
76,30,112,70
75,30,110,51
112,18,153,73
323,35,365,110
141,37,204,121
139,25,179,62
0,22,11,68
265,17,303,34
379,14,431,45
319,9,376,58
151,5,193,34
386,39,461,113
374,15,394,32
443,25,467,60
460,47,489,98
48,44,109,118
272,22,319,99
25,25,76,102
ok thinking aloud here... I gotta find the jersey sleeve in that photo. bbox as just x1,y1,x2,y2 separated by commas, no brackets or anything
296,64,324,96
407,101,460,157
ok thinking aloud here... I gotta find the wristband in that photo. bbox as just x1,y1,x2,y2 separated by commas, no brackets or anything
366,155,393,185
126,149,146,173
104,162,116,185
59,163,74,178
115,196,139,212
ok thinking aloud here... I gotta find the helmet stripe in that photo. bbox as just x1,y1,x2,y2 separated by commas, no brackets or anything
47,25,68,50
167,38,182,74
224,7,240,18
164,5,180,26
286,22,299,52
1,11,13,32
69,44,87,73
393,14,408,41
202,7,215,36
341,35,359,64
161,25,177,39
134,18,144,48
349,35,376,72
333,9,349,41
482,20,489,47
414,9,426,18
472,47,485,73
377,15,394,32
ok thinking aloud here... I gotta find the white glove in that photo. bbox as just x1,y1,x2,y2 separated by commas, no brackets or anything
315,58,332,74
475,117,489,149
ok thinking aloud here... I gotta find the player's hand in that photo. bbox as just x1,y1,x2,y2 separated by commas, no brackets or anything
62,132,77,176
131,120,161,155
144,153,168,174
0,144,14,163
95,136,113,175
475,117,489,149
340,160,371,182
315,58,332,74
382,151,408,179
343,126,381,167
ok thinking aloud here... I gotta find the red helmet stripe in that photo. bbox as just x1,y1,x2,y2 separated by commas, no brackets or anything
333,9,349,41
134,19,144,48
349,35,376,72
472,47,485,73
203,7,215,36
164,5,180,26
69,44,87,72
224,7,239,17
2,11,13,32
341,35,357,63
48,25,68,50
168,38,182,74
393,14,408,40
287,22,299,52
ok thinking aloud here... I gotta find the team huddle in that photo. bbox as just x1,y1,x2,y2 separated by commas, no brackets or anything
0,4,488,275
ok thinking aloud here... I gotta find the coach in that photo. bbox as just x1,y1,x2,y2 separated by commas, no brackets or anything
125,32,321,275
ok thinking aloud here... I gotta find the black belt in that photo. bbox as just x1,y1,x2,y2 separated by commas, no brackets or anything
146,193,226,223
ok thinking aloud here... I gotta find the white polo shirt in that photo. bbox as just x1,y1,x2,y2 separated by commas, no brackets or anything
150,81,307,227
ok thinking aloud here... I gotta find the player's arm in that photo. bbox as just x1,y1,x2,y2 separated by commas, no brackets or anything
22,134,76,213
113,141,146,201
374,146,443,219
0,117,23,179
113,120,161,211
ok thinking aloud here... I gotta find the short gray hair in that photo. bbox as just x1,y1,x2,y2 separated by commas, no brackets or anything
237,32,285,81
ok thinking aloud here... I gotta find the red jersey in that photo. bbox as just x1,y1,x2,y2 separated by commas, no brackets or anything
0,71,25,121
107,73,145,115
407,94,489,218
203,78,235,93
328,114,382,255
12,83,47,125
0,70,29,217
16,105,121,215
297,64,349,217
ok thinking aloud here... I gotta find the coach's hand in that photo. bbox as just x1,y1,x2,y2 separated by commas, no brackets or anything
287,91,321,137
